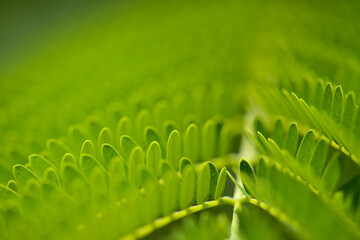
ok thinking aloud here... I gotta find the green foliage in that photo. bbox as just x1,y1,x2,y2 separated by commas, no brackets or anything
1,0,360,239
239,159,257,198
215,167,227,200
239,159,360,240
0,83,241,239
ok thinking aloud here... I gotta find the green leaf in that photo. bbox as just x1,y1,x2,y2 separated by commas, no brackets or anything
342,93,355,132
201,120,216,160
129,146,145,185
323,83,333,115
13,165,40,188
313,81,324,109
180,164,196,209
81,140,96,156
80,154,107,178
215,167,227,199
140,169,153,184
146,141,161,174
271,118,285,146
166,130,182,169
61,164,89,194
160,160,175,176
256,131,272,154
144,126,163,148
308,138,329,187
196,162,210,204
116,117,133,145
184,123,200,163
7,180,17,192
0,184,19,201
43,168,61,187
162,171,180,216
89,167,108,201
47,139,72,166
61,164,84,184
162,120,178,140
282,123,299,157
108,157,128,200
183,115,201,130
179,157,193,175
143,178,160,221
29,154,54,177
239,159,257,197
254,116,267,138
207,161,219,199
296,130,315,166
97,127,114,148
101,143,121,167
320,154,342,196
331,86,344,123
109,156,128,182
219,125,232,156
61,153,77,169
120,135,138,161
267,139,288,167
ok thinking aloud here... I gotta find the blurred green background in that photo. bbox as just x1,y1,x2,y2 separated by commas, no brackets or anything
0,0,359,183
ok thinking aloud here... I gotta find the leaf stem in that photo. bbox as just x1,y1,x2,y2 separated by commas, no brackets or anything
238,198,311,239
119,197,236,240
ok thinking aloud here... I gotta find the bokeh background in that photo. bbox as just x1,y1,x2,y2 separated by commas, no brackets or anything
0,0,359,183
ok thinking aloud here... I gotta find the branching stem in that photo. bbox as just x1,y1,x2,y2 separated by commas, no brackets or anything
119,197,236,240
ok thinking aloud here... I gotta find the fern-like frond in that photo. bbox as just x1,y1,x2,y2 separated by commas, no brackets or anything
0,83,245,239
255,79,360,164
239,158,360,240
